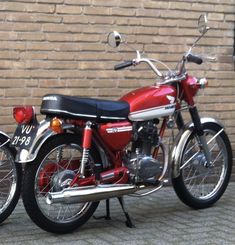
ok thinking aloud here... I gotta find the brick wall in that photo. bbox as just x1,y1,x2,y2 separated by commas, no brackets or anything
0,0,234,163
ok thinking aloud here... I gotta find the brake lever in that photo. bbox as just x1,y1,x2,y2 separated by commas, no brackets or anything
203,56,217,62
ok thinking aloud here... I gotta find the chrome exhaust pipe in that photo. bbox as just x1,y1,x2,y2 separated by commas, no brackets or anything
46,184,137,205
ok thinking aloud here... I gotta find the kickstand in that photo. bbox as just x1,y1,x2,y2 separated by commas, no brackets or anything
118,197,135,228
93,199,111,220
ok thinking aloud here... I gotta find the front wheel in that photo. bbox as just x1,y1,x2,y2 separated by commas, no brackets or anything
22,134,100,234
172,123,233,209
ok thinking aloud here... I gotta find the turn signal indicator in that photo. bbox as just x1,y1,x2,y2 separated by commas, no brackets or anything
50,117,63,133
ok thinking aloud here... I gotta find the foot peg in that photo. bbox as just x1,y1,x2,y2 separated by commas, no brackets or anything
144,178,160,186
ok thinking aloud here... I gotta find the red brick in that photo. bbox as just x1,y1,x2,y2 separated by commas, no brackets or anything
0,0,232,162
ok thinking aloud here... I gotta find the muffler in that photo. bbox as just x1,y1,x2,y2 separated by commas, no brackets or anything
46,184,137,205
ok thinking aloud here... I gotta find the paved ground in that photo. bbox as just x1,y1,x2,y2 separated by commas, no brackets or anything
1,182,235,245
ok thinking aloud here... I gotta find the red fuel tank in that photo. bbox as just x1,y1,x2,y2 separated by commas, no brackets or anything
120,85,177,121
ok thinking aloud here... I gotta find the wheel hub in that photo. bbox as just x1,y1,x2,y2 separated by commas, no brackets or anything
52,170,76,192
192,153,208,171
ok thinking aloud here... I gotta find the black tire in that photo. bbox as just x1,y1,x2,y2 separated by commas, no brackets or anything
0,144,22,224
172,123,232,209
22,134,100,234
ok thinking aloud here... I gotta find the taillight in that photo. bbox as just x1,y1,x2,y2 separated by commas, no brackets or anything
13,106,35,124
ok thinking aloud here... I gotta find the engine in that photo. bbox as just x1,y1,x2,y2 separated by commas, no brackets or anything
124,120,164,184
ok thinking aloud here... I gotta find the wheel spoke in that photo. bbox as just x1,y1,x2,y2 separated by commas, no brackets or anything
180,151,200,170
212,150,223,165
184,141,199,156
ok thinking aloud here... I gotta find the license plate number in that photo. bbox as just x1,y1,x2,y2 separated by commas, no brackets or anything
11,124,38,149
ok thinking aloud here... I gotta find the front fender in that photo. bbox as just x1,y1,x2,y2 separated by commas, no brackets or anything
171,117,224,178
15,120,56,163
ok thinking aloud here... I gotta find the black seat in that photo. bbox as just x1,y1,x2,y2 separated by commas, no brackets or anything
40,94,130,122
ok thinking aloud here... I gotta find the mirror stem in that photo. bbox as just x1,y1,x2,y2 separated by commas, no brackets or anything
187,27,210,55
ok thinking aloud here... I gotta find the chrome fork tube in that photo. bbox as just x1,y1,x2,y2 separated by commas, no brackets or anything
198,134,211,166
189,106,211,165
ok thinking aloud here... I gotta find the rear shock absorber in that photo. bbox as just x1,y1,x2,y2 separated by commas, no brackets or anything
80,121,93,177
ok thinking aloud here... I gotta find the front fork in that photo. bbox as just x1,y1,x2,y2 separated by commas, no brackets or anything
189,106,212,166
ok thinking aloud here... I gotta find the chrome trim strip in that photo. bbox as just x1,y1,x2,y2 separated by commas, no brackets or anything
41,109,97,118
100,116,126,120
42,109,126,120
106,126,132,133
129,104,175,121
101,172,115,181
130,104,176,115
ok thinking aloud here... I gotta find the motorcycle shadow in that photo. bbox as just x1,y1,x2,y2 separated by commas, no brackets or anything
84,184,233,233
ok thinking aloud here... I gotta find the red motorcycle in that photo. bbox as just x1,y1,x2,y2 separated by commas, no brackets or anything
11,14,232,233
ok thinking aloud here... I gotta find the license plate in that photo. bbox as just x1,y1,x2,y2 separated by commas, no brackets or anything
11,123,38,149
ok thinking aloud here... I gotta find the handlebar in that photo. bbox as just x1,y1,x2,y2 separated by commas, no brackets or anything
114,60,133,70
113,51,164,78
114,51,206,84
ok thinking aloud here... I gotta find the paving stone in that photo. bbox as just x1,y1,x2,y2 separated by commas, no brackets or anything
0,183,235,244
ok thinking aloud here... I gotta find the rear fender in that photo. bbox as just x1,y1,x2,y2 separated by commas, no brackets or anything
15,120,58,163
171,117,224,178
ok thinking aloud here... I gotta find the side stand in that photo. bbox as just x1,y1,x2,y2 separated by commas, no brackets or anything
118,197,135,228
93,164,112,220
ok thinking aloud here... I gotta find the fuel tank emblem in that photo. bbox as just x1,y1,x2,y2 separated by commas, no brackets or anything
166,95,175,104
43,96,57,101
106,126,132,134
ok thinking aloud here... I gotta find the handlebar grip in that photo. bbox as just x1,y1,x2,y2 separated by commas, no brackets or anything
187,53,203,65
114,60,133,70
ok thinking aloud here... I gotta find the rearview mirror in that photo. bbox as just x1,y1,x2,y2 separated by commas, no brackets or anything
107,31,122,48
198,14,208,34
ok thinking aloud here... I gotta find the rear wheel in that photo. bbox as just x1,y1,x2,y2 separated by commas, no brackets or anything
0,144,22,223
22,134,100,233
172,123,232,209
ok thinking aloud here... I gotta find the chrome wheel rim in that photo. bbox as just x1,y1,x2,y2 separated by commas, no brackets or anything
0,146,17,214
35,143,94,224
181,129,228,200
